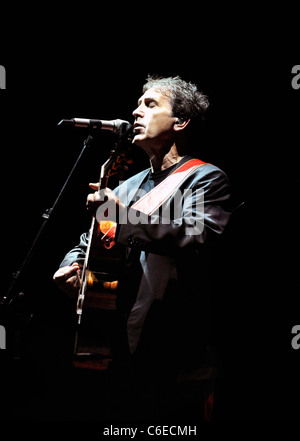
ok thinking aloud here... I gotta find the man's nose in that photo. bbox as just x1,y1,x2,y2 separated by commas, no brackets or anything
132,105,145,119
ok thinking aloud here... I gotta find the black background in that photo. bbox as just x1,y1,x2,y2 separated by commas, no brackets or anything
0,7,299,428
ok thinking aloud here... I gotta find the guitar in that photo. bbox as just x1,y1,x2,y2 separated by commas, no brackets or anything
73,122,133,370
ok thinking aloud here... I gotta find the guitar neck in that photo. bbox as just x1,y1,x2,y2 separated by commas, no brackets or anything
76,216,96,323
75,151,117,328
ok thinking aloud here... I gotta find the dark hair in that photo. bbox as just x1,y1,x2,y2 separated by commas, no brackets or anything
142,75,210,154
142,74,209,123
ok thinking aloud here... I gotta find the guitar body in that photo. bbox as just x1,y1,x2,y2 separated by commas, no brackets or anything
73,226,124,370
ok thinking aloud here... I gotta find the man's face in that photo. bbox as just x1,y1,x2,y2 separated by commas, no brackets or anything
132,88,177,151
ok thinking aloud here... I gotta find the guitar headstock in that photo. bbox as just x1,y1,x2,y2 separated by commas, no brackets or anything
107,148,134,179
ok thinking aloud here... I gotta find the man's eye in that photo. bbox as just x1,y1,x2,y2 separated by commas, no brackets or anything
147,101,156,108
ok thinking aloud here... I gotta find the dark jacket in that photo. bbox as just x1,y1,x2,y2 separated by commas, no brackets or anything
60,158,231,380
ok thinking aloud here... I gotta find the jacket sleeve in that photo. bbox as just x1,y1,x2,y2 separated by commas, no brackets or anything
115,167,231,256
59,166,231,266
59,232,89,268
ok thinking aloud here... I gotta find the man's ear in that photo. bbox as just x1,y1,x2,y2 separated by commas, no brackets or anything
173,118,190,132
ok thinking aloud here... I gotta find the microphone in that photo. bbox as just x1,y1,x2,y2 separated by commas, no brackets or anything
57,118,132,136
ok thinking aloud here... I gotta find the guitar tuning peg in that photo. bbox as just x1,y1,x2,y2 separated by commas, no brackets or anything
116,154,126,163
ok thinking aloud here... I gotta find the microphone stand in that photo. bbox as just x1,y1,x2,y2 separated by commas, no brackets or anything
0,133,95,361
1,133,94,309
0,119,132,360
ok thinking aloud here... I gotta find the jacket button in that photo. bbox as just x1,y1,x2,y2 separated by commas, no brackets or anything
128,236,134,245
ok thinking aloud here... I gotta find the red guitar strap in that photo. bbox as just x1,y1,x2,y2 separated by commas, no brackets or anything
101,158,207,248
131,158,206,215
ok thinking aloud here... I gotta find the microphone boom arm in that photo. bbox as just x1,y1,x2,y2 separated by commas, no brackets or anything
58,118,132,137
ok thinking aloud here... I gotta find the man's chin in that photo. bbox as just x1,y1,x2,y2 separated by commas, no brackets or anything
132,134,145,146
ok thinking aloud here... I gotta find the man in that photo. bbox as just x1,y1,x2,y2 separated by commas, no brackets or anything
53,75,231,419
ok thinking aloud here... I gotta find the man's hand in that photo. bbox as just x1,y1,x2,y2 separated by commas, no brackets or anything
86,183,126,222
53,263,81,296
